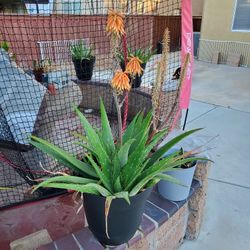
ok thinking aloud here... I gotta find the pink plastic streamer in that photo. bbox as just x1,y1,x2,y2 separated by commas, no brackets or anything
170,0,193,131
180,0,194,109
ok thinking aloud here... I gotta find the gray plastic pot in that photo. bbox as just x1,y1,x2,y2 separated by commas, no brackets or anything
158,164,196,202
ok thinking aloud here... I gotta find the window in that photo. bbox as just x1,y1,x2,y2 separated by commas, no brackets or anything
232,0,250,31
25,0,52,15
62,0,103,15
62,1,81,15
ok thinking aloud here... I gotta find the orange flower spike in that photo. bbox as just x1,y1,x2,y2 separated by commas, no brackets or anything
111,71,131,93
106,9,126,37
126,56,144,76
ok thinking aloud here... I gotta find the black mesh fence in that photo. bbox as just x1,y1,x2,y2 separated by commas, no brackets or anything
0,0,182,209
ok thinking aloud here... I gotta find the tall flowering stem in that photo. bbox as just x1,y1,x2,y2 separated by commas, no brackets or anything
122,33,129,132
158,53,190,130
151,28,170,136
106,9,127,145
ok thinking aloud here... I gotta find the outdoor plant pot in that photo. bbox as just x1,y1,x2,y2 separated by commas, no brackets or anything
84,188,152,246
33,68,44,83
120,62,146,88
158,163,196,202
73,57,95,81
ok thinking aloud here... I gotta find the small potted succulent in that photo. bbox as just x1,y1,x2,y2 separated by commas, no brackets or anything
0,41,10,52
158,148,197,201
1,40,16,61
33,58,53,83
70,42,95,81
118,47,155,88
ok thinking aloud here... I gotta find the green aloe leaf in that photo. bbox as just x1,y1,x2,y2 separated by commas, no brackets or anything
121,114,152,187
129,155,206,196
75,107,111,178
85,154,113,193
118,139,135,167
156,173,185,186
144,178,160,189
111,153,121,191
74,141,97,156
71,132,88,144
114,191,130,204
147,128,203,168
32,175,97,193
114,176,122,193
30,136,97,178
122,113,140,144
128,112,152,154
100,99,115,155
35,182,111,197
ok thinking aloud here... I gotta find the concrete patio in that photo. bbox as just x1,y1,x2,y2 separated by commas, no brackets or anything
180,61,250,249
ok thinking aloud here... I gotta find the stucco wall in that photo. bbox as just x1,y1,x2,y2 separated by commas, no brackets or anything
199,0,250,67
200,0,250,42
192,0,204,16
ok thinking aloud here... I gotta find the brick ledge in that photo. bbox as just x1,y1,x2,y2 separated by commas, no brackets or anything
37,179,201,250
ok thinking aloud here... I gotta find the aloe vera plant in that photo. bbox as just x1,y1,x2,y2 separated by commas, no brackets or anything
117,46,156,64
30,101,206,202
70,42,94,60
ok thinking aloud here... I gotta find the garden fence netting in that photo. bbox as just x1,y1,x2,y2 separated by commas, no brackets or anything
0,0,182,208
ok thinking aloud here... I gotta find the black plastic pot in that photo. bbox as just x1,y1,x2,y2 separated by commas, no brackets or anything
120,61,147,88
73,57,95,81
33,68,44,83
84,188,152,246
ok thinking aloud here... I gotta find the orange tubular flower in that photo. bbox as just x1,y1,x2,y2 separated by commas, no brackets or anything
106,9,126,37
126,56,143,76
111,71,131,92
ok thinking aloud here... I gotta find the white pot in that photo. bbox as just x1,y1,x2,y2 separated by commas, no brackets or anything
158,164,196,202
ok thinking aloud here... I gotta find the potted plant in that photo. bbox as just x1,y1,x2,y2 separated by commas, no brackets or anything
30,101,205,245
1,40,16,61
70,42,95,81
33,58,53,83
0,41,10,52
29,10,207,247
158,148,197,201
118,47,155,88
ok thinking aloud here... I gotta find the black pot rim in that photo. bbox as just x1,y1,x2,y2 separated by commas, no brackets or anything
84,187,152,201
72,56,95,62
84,187,152,245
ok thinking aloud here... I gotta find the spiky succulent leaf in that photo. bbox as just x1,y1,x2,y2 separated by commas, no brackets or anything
147,128,202,168
36,182,111,196
32,175,97,193
114,191,130,204
100,99,115,155
85,154,113,193
117,139,135,167
30,136,97,177
75,107,111,178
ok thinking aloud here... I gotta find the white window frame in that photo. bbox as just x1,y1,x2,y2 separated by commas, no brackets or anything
232,0,250,32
